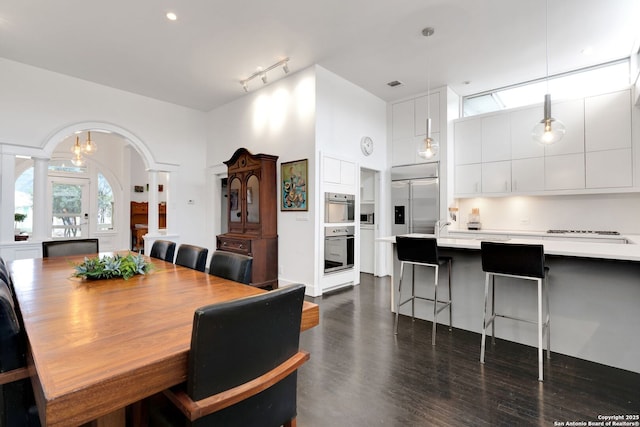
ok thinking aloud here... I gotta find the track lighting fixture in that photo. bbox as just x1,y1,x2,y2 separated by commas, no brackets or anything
239,58,290,92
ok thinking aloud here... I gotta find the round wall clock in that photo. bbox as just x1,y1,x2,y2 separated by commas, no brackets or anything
360,136,374,156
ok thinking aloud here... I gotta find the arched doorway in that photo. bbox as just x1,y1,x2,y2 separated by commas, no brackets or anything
27,122,172,252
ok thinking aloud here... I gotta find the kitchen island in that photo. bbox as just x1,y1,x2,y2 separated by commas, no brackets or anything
379,233,640,374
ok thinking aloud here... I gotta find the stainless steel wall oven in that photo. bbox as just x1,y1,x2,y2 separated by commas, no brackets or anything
324,226,355,273
325,192,355,223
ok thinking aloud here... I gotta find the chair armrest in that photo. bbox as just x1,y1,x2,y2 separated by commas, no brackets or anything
0,366,29,385
163,350,310,422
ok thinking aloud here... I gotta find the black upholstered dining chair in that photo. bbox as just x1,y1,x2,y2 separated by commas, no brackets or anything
42,238,99,258
208,251,253,284
174,244,209,272
149,240,176,263
149,283,308,427
1,280,40,426
0,258,12,291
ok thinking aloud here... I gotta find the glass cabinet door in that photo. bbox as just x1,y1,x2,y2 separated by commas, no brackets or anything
246,174,260,224
229,177,242,223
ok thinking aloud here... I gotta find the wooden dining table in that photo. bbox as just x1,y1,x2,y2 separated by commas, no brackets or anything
9,253,319,427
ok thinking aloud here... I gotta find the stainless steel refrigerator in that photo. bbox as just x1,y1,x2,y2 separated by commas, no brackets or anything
391,163,439,235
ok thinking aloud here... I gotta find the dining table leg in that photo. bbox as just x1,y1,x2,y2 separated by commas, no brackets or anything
87,408,126,427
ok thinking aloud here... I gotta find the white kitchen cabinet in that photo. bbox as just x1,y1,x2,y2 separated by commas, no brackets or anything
482,161,511,193
393,92,442,166
510,106,544,159
585,90,631,152
392,99,414,140
481,114,510,162
512,157,544,192
454,118,482,165
415,93,440,135
453,88,636,197
340,160,356,186
360,227,375,274
455,163,481,195
545,153,585,190
586,148,632,188
392,136,420,166
323,156,341,184
324,156,355,186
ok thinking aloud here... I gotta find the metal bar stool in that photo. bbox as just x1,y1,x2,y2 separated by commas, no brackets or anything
395,236,452,345
480,241,551,381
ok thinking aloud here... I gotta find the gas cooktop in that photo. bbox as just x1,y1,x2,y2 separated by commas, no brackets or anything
546,229,620,235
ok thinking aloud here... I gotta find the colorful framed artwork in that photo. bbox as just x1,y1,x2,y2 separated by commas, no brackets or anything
281,159,308,211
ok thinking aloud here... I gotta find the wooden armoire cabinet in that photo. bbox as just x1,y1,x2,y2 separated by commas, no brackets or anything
130,202,167,251
217,148,279,289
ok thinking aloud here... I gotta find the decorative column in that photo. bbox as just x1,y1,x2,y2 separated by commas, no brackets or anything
0,153,15,243
32,157,49,241
147,170,159,234
165,171,176,235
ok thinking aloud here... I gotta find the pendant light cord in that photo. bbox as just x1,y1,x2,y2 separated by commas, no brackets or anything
427,35,431,120
422,27,435,136
545,0,549,93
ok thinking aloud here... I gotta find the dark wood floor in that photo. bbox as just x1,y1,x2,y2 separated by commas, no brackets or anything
297,274,640,426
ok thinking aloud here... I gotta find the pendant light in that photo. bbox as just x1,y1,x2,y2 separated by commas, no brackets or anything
532,0,566,145
83,131,98,154
69,131,97,167
71,137,85,167
418,27,439,159
419,118,438,159
71,135,83,157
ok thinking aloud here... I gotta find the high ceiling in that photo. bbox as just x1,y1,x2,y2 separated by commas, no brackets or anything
1,0,637,112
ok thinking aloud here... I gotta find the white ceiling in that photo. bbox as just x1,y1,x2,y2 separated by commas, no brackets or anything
1,0,637,112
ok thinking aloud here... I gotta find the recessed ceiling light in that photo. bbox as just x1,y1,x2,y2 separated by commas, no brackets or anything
166,12,177,21
581,46,594,55
387,80,404,88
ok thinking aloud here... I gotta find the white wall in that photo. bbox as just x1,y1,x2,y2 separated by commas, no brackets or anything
315,66,390,287
206,66,317,291
315,67,387,168
207,65,389,295
0,58,209,249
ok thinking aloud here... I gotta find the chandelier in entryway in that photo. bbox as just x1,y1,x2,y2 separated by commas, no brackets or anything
71,131,98,166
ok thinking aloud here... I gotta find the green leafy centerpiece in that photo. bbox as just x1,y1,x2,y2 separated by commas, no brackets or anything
73,253,153,280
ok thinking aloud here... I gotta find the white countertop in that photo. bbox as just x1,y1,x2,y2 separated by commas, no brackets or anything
377,233,640,262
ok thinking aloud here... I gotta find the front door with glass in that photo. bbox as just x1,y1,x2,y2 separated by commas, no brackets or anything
48,177,90,238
